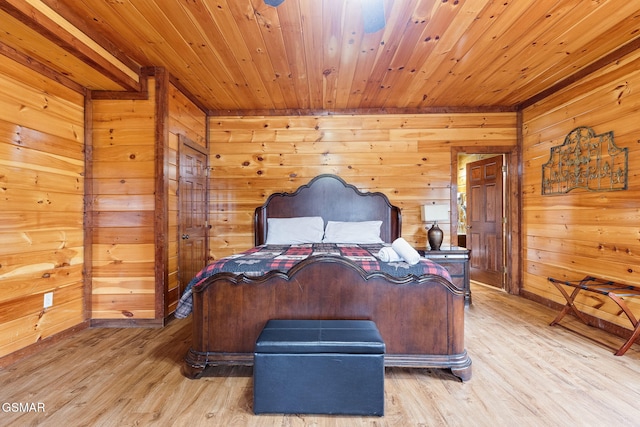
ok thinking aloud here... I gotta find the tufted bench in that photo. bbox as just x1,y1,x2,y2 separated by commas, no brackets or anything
253,319,385,416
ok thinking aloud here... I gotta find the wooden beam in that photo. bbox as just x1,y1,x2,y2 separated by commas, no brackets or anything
39,0,141,74
90,75,149,101
0,0,141,91
152,66,170,321
207,105,519,116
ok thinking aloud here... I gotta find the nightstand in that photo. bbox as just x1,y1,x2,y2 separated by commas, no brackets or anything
420,246,471,305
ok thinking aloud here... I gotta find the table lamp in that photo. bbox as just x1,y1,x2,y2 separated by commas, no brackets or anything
421,203,449,250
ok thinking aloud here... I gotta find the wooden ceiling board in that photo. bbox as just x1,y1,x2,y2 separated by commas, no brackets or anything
278,0,314,109
259,0,308,109
298,1,326,110
54,0,232,107
504,2,640,106
196,4,272,108
483,1,640,106
329,0,363,109
428,1,556,106
222,1,287,110
470,1,612,105
450,0,578,107
342,0,395,110
2,0,638,113
116,0,245,109
357,0,424,109
373,0,446,109
396,0,492,109
320,0,346,110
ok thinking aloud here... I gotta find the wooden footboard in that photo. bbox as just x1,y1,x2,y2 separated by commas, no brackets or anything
183,256,472,381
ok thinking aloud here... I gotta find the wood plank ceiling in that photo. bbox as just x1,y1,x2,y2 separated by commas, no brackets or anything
1,0,640,114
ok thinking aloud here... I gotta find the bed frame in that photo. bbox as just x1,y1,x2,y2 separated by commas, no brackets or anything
183,174,472,381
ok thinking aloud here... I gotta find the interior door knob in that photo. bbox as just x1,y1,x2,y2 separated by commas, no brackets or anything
182,234,190,240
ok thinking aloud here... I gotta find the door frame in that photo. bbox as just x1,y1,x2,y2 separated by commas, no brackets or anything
466,154,505,288
451,144,521,295
177,135,209,304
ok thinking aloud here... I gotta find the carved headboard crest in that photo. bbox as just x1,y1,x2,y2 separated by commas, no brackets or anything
254,174,401,245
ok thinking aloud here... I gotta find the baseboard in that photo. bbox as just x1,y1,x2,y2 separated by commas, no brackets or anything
0,321,90,369
1,317,168,369
90,318,165,328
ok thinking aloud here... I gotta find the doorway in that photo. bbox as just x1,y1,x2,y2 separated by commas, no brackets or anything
466,155,504,287
453,147,519,295
178,135,209,304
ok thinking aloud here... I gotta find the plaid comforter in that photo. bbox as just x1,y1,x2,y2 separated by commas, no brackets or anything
174,243,451,318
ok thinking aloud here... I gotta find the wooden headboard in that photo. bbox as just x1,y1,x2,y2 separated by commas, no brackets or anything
254,174,401,246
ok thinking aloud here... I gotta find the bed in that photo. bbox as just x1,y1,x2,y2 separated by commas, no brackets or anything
177,174,472,381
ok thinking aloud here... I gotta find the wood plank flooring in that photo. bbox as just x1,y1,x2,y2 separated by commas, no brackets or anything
1,283,639,426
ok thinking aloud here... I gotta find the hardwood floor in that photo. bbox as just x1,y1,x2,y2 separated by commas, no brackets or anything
1,283,639,426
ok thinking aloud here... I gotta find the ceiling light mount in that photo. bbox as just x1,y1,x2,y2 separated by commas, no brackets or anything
263,0,386,33
362,0,386,33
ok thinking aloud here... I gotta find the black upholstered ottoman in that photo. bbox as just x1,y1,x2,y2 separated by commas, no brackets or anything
253,319,385,416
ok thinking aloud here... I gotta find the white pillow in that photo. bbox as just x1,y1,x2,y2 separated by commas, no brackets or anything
265,216,325,244
322,221,384,244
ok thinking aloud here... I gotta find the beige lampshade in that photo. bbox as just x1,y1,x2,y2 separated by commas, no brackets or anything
421,204,449,223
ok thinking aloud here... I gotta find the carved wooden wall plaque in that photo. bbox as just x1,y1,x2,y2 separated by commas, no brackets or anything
542,126,628,195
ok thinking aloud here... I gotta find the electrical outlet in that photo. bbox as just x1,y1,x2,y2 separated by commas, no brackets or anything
43,292,53,309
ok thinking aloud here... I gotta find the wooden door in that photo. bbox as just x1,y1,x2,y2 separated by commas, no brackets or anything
467,156,504,287
178,138,208,306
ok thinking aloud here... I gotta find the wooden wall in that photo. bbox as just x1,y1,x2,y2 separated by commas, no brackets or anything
522,48,640,330
90,73,208,321
208,113,517,260
0,55,85,358
90,81,157,321
0,58,208,361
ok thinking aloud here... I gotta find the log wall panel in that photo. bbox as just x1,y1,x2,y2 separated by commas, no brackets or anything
91,294,155,320
0,284,84,357
522,48,640,331
208,113,517,259
168,85,207,149
1,166,82,195
85,69,205,322
93,178,155,196
0,56,85,359
0,70,84,142
90,80,156,320
0,265,83,306
93,211,155,228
